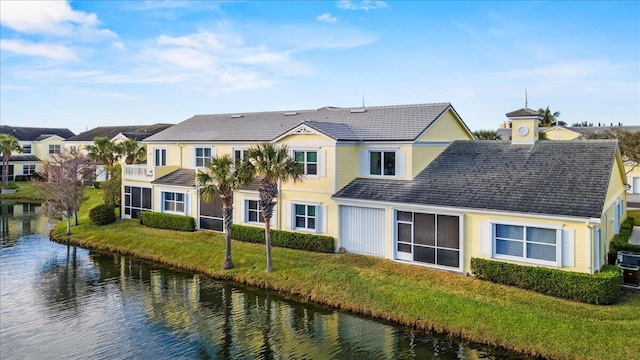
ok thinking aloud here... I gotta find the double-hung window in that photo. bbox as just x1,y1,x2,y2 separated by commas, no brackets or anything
163,192,185,213
154,148,167,166
195,147,212,167
370,151,396,176
234,149,248,163
23,165,36,175
494,224,558,264
48,145,61,154
294,204,316,230
22,144,32,154
246,200,264,223
294,150,318,176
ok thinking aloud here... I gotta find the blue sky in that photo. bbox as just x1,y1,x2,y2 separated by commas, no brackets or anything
1,0,638,135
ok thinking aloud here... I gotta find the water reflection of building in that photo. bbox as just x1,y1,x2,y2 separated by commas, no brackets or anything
91,254,445,359
1,201,50,243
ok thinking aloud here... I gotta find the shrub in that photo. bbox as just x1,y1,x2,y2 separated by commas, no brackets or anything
89,204,116,225
4,181,18,190
93,181,102,189
610,217,640,253
471,258,621,305
230,224,335,253
140,211,195,232
102,178,121,207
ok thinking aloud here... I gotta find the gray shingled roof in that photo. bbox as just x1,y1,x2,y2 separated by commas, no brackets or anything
0,155,41,162
144,103,459,142
333,140,620,219
151,169,196,187
66,124,173,142
0,126,75,141
506,108,541,118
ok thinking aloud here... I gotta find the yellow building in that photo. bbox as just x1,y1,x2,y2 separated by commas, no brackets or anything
123,105,627,275
122,103,473,231
335,108,627,274
0,126,75,180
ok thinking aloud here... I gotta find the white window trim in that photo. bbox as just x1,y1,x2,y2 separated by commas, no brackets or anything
161,191,188,215
48,144,61,154
491,220,562,267
22,144,32,154
233,148,250,162
292,149,320,179
244,199,265,225
287,200,325,234
393,210,463,272
359,148,405,178
194,147,213,168
153,147,167,167
293,203,318,232
22,164,36,175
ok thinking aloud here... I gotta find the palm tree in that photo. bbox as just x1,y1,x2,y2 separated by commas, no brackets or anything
86,137,119,179
246,143,303,273
537,107,561,127
472,130,500,140
118,138,146,165
196,154,254,269
0,134,22,188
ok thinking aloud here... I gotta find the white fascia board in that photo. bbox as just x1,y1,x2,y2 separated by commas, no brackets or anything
331,197,598,223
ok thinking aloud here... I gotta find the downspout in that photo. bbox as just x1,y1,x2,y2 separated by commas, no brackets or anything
177,143,184,168
586,222,594,274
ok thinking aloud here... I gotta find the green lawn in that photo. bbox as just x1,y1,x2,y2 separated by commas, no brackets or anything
0,181,42,201
628,209,640,225
51,189,640,360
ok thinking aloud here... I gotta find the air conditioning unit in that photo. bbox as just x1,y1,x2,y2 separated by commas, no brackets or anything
617,251,640,267
617,251,640,288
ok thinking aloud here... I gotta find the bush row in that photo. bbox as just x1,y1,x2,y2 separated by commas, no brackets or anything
140,211,195,232
230,224,335,253
610,217,640,253
471,258,621,305
89,204,116,225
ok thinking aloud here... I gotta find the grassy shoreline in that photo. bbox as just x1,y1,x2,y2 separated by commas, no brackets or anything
0,181,42,202
50,189,640,360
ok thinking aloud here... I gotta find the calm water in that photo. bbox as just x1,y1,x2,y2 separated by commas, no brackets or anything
1,202,528,359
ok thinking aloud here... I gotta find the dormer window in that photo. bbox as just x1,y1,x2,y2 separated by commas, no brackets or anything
370,151,396,176
360,149,405,178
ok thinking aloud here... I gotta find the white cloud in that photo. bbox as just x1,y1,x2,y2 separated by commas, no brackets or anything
0,0,115,40
317,13,338,23
337,0,388,11
0,39,77,60
111,41,126,50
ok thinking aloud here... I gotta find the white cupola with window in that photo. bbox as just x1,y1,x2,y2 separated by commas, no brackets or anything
506,107,542,145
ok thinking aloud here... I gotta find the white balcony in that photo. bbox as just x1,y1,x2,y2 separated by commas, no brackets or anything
122,164,154,181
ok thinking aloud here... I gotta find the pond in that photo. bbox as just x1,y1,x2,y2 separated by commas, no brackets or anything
1,202,529,359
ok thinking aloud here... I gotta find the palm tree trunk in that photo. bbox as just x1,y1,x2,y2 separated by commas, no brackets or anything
222,202,234,270
265,217,273,273
2,157,8,188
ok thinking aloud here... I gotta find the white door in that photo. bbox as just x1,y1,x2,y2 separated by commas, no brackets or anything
634,177,640,194
340,206,386,257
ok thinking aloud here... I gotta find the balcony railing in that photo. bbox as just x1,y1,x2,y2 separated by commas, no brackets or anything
122,164,153,181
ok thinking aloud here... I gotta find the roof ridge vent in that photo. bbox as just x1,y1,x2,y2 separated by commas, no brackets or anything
230,114,244,118
350,109,366,113
284,112,298,116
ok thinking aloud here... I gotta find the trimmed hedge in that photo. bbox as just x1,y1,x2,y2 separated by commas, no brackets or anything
471,258,621,305
230,224,335,253
89,204,116,225
610,217,640,253
140,211,195,232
